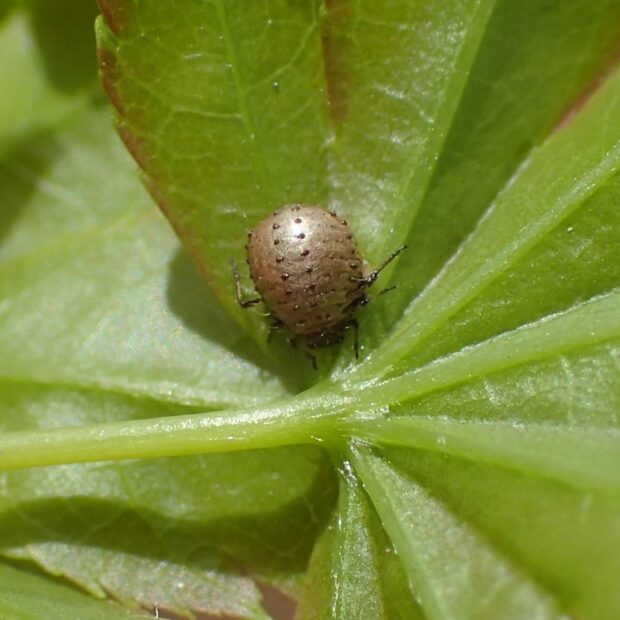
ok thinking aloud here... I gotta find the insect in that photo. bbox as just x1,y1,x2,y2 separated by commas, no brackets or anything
233,204,405,361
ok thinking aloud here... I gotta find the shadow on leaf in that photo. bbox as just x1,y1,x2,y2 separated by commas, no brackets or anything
166,247,310,394
26,0,100,93
0,1,15,23
0,129,63,246
0,448,337,577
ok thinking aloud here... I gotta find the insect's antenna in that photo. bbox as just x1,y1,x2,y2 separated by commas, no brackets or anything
365,244,407,285
376,244,407,274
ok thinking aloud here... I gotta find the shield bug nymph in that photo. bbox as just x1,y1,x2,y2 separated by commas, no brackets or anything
233,204,405,360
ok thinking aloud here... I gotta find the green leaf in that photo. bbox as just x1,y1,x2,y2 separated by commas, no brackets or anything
95,0,330,336
1,449,333,618
378,0,620,340
346,290,620,494
0,8,335,616
384,448,620,620
0,4,98,140
0,562,147,619
298,462,421,620
2,0,620,618
350,446,564,620
355,416,620,494
320,0,495,263
357,61,620,379
0,102,292,409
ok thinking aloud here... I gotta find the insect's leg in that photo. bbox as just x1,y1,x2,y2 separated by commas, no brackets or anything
231,259,261,308
267,316,283,343
344,318,360,358
363,245,407,287
288,336,318,369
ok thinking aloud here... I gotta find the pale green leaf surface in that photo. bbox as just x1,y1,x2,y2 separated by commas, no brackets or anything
0,448,333,618
96,0,330,336
0,103,292,408
0,562,148,620
0,7,96,141
321,0,495,262
357,62,620,379
350,447,563,620
357,289,620,408
0,9,334,616
375,0,620,340
385,448,620,620
355,416,620,493
385,338,620,429
1,0,620,618
349,319,620,493
344,295,620,495
297,463,420,620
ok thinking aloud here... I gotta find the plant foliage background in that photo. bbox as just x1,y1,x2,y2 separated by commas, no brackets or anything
1,0,620,618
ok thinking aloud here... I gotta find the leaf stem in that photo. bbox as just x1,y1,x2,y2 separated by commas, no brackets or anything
4,289,617,471
0,391,351,470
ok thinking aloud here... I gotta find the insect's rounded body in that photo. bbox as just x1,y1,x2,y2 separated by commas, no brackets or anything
246,204,368,347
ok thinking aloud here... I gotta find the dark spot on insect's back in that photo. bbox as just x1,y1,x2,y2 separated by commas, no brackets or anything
274,239,280,245
285,290,293,295
294,217,302,224
297,232,306,239
306,267,313,273
300,249,310,257
273,223,280,230
292,205,301,211
276,256,284,263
